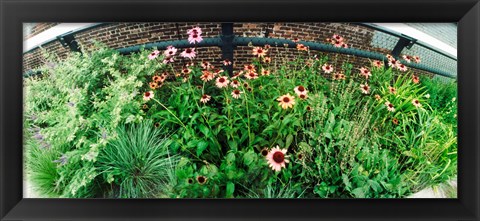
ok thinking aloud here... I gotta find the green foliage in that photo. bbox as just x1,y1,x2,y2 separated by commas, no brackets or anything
24,43,165,197
25,138,62,197
24,41,457,199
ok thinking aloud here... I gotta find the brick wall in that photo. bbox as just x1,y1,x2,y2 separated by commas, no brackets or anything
22,22,433,77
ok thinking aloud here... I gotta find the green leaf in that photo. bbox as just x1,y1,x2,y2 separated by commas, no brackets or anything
199,124,210,137
228,140,238,151
196,140,208,156
177,157,190,168
226,152,236,164
352,187,366,198
285,134,294,149
368,180,382,193
187,140,199,148
243,150,256,166
342,174,352,191
226,182,235,198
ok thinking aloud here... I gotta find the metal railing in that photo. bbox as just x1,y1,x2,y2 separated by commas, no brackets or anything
23,23,458,80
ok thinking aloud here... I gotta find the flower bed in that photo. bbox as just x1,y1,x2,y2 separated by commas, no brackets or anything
24,27,457,198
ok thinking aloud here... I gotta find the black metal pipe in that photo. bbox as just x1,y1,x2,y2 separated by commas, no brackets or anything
116,37,223,55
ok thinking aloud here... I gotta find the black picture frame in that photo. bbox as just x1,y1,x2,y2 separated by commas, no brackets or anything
1,0,479,220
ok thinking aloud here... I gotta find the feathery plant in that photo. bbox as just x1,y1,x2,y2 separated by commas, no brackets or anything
97,121,178,198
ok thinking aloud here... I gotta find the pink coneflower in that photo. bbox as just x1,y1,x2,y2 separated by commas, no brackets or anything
143,91,154,101
385,101,395,112
187,27,202,35
223,59,232,66
201,61,212,70
296,44,308,51
261,68,270,76
244,64,256,72
392,118,399,125
386,54,394,61
264,44,271,49
388,86,397,94
196,175,207,185
374,94,381,101
322,63,334,73
277,93,296,109
305,59,313,67
260,148,269,157
338,73,346,80
188,32,203,44
180,48,196,59
158,75,167,83
388,58,397,67
402,55,412,63
292,37,300,43
333,40,343,48
200,94,211,104
412,75,420,84
200,71,214,82
263,57,272,63
413,55,421,63
230,80,240,88
298,94,308,100
215,76,230,88
148,50,160,60
359,67,371,79
252,47,268,57
396,61,408,72
231,89,243,99
213,69,224,76
412,99,422,107
360,83,370,94
164,46,177,57
333,73,341,80
182,68,192,75
332,34,344,42
149,82,158,90
152,75,161,82
245,71,259,80
266,146,289,172
372,60,384,68
232,71,243,79
162,57,174,64
294,85,308,96
342,43,348,48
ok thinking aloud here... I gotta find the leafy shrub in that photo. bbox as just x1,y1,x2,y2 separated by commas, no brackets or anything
24,44,164,197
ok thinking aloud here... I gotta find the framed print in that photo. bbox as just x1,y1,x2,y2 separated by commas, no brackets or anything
1,0,479,220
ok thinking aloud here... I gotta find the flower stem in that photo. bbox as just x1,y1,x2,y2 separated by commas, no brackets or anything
152,98,187,129
242,86,253,147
